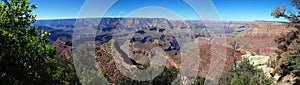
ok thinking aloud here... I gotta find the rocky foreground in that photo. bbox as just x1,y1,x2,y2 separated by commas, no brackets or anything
242,52,298,85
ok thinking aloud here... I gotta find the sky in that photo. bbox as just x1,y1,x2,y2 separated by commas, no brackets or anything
31,0,293,21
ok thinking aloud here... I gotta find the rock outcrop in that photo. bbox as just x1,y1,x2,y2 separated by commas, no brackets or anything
241,52,298,85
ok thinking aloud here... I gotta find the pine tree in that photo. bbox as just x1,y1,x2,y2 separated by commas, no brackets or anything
271,0,300,83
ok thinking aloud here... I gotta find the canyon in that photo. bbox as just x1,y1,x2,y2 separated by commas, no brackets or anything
35,18,289,83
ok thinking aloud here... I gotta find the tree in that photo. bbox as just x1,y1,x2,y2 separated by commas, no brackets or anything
193,77,206,85
73,42,108,85
56,56,81,84
271,0,300,83
0,0,76,84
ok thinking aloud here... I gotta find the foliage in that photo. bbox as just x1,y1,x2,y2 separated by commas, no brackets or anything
0,0,79,84
250,52,256,56
281,45,300,81
116,66,179,85
271,0,300,82
137,63,150,69
73,42,109,85
193,77,205,85
56,56,81,84
218,58,274,85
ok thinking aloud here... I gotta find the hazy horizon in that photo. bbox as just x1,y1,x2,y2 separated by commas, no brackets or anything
34,17,289,22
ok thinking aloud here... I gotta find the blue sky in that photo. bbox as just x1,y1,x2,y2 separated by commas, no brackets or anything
31,0,292,21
